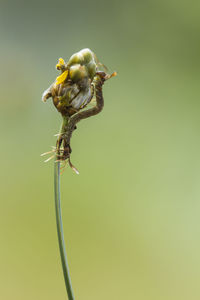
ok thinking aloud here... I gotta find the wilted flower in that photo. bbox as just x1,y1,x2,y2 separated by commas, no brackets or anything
42,48,116,171
42,48,98,116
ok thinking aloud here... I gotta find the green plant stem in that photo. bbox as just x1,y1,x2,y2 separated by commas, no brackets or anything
54,160,75,300
53,74,105,299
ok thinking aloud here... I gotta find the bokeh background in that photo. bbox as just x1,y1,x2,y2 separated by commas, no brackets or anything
1,0,200,299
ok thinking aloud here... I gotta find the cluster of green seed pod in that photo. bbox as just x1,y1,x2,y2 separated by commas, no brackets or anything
68,48,97,82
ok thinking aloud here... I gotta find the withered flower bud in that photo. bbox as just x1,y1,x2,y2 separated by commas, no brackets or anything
42,48,116,171
42,48,98,116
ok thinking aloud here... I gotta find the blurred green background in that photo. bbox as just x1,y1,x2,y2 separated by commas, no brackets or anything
1,0,200,299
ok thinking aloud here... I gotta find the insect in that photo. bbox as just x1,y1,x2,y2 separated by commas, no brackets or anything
41,48,116,173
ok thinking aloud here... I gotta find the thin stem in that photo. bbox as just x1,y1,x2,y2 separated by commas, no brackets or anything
54,160,75,300
53,72,111,298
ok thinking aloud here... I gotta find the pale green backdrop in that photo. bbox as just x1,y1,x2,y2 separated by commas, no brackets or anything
1,0,200,299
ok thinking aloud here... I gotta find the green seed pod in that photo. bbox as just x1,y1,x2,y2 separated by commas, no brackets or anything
79,48,94,64
69,64,88,82
68,48,95,66
68,52,84,66
86,60,96,80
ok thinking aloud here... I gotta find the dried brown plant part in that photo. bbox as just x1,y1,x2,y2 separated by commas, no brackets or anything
56,71,116,164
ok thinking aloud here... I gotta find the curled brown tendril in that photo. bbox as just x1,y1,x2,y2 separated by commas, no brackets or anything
56,72,116,173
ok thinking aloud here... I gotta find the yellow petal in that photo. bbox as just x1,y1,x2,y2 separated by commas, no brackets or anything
58,58,65,65
56,70,68,85
56,58,65,69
